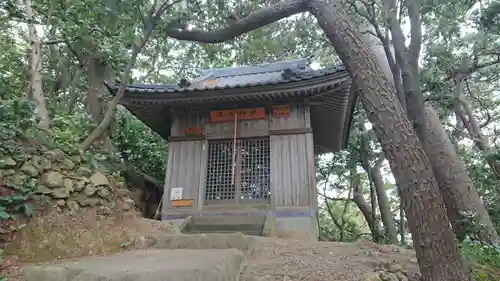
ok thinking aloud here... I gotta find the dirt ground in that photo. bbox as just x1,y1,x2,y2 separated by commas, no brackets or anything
242,237,419,281
4,225,419,281
2,207,178,281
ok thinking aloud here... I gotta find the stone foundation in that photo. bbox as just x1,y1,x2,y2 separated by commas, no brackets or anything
166,206,318,242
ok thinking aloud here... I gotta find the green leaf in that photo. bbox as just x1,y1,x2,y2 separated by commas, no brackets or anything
0,207,11,220
120,241,132,248
23,203,34,217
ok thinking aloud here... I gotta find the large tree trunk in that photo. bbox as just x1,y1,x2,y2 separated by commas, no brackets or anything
397,186,406,245
360,130,398,244
307,2,471,281
24,0,50,130
86,57,106,121
352,177,381,239
423,106,499,243
371,163,399,244
86,57,113,149
360,132,383,242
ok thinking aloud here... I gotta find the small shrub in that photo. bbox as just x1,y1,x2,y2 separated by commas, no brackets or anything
460,238,500,281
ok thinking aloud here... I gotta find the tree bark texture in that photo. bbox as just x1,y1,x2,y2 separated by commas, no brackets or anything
381,0,427,147
369,176,379,242
352,176,381,238
86,57,107,121
423,106,499,243
86,57,114,149
397,186,406,245
66,67,83,113
371,162,399,244
24,0,50,130
359,130,398,243
359,132,383,242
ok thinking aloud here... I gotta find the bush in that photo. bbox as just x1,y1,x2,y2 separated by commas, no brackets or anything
460,239,500,281
47,107,96,155
110,106,168,180
0,99,36,140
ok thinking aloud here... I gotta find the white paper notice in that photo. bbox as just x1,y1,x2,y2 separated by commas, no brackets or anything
170,187,183,200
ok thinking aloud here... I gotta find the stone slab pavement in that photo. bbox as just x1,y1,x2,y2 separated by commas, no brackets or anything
22,248,244,281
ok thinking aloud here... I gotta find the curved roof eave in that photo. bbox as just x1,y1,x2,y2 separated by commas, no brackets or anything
107,69,350,105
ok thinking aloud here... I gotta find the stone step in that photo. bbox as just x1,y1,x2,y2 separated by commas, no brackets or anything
189,223,263,230
185,229,263,236
23,249,244,281
184,223,264,235
182,215,266,236
190,215,267,226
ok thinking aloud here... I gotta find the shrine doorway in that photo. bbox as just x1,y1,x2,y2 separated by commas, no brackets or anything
204,138,271,205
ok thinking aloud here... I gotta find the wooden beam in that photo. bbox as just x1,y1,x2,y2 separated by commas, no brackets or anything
269,128,313,135
168,135,205,142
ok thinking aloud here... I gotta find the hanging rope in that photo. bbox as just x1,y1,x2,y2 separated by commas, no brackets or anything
231,113,238,185
154,192,164,220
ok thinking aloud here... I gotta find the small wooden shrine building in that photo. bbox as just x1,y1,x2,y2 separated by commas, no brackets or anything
106,58,356,240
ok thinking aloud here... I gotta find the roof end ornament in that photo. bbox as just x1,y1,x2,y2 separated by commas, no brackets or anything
178,78,191,88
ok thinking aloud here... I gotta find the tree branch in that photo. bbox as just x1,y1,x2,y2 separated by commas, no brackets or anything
382,0,427,146
323,188,343,229
465,78,492,128
317,192,351,202
405,0,421,67
165,0,309,43
373,151,385,168
354,1,405,108
42,39,65,45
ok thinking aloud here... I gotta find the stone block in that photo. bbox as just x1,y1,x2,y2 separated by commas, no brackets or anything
23,249,244,281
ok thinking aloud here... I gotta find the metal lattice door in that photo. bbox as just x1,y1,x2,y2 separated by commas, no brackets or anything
204,138,271,205
205,140,237,204
237,138,271,204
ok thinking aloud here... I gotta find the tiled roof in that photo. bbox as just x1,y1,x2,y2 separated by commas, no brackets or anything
198,58,309,77
105,59,347,94
106,58,356,153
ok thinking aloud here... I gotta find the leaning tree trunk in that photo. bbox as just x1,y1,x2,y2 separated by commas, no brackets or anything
308,2,471,281
86,57,114,149
423,106,499,243
24,0,50,130
371,163,399,244
352,177,381,239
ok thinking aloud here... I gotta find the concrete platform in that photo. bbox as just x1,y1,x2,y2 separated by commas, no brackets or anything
134,233,256,254
23,249,244,281
182,215,266,236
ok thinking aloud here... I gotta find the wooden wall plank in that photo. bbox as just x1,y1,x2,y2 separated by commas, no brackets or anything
270,134,313,207
269,104,306,130
197,140,208,211
164,140,204,211
171,103,309,139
